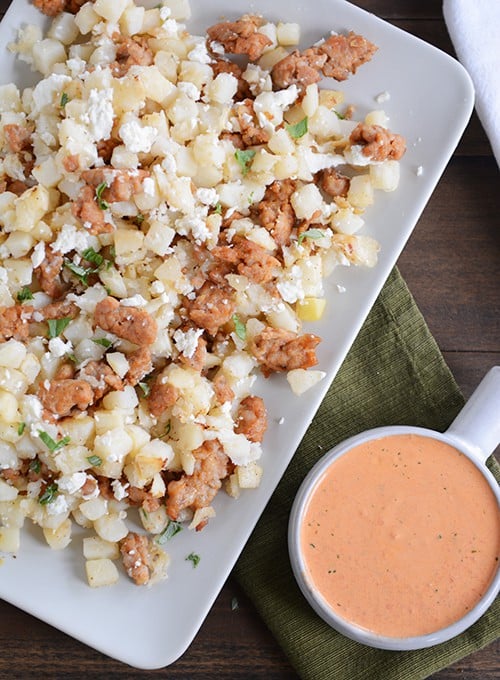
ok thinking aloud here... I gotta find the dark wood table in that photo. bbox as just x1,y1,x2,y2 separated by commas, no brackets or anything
0,1,498,678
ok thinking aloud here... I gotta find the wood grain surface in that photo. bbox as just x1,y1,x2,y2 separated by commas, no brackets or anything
0,1,498,678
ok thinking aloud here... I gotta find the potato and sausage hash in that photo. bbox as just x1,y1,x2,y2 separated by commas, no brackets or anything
0,0,405,586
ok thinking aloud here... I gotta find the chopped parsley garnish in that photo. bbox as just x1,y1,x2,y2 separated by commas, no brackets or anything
333,109,345,120
87,455,102,467
95,182,109,210
17,422,26,436
214,202,222,215
38,431,71,452
186,552,200,568
232,314,246,341
297,228,326,246
39,482,58,505
29,459,41,474
135,213,145,225
82,247,105,267
138,381,150,397
66,352,77,363
156,520,183,544
60,92,69,108
286,116,308,139
92,337,112,348
64,260,95,286
17,286,34,302
159,420,172,438
47,317,71,339
234,149,256,176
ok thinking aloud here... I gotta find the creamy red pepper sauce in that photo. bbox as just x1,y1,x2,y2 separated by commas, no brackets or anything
300,434,500,637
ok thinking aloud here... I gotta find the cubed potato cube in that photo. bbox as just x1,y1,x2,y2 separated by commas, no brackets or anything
0,526,20,552
83,535,119,560
85,558,119,588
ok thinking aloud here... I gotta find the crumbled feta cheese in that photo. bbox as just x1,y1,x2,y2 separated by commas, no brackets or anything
46,494,69,516
196,187,219,206
277,266,305,303
120,294,148,307
111,479,129,501
51,223,96,255
416,165,424,176
253,85,298,131
119,120,158,153
48,336,73,358
30,73,72,116
83,88,114,142
187,39,212,64
177,81,200,101
173,327,204,359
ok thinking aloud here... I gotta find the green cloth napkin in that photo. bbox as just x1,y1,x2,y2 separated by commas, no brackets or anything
234,267,499,680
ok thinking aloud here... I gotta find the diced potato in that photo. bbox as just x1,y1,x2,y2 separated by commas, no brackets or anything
224,472,240,499
287,369,327,395
120,5,145,37
102,386,139,411
332,208,365,235
258,46,289,70
0,84,21,113
291,184,323,220
302,83,319,118
365,109,389,127
48,12,79,45
370,160,400,192
79,497,108,522
237,462,263,489
0,339,27,369
106,352,130,379
93,513,129,542
296,297,327,322
0,526,20,552
0,480,19,503
85,558,119,588
0,390,18,423
276,22,300,46
93,0,128,24
14,185,50,233
140,505,169,535
83,535,119,560
163,0,191,20
208,73,238,105
268,128,295,155
347,174,374,208
43,518,72,550
32,39,66,76
139,66,176,105
189,506,215,530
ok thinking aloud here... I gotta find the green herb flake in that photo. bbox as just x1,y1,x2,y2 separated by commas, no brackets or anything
47,317,71,339
159,420,171,439
64,259,95,286
82,247,105,267
333,109,345,120
17,422,26,436
60,92,69,108
95,182,109,211
214,202,222,215
232,314,246,341
156,520,183,545
66,353,77,363
186,552,200,568
138,381,150,397
135,213,145,226
92,337,112,348
29,459,41,474
38,431,71,452
17,286,34,302
297,228,326,246
39,482,59,505
286,116,308,139
87,454,102,467
234,149,256,176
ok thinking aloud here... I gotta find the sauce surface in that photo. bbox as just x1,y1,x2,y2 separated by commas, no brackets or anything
300,434,500,637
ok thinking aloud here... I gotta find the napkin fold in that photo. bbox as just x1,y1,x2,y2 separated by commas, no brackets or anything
234,268,499,680
443,0,500,167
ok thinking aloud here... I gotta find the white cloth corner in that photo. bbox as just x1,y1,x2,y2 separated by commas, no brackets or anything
443,0,500,168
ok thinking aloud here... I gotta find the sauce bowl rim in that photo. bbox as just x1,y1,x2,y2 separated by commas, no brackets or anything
287,424,500,650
